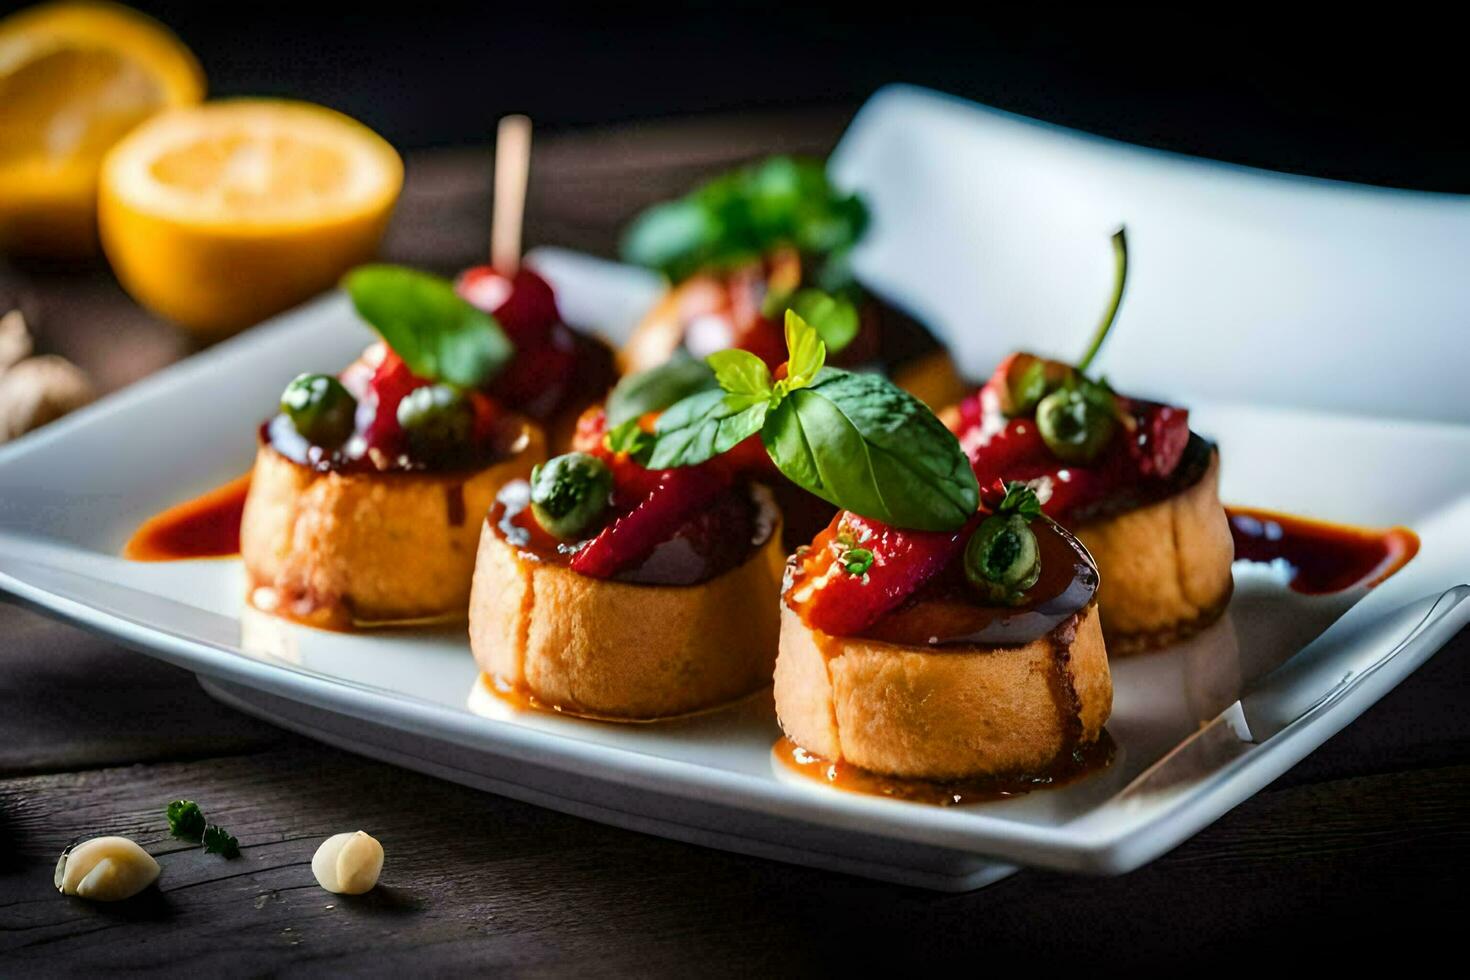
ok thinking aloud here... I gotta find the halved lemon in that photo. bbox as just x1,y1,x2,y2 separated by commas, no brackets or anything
0,1,204,256
99,99,404,337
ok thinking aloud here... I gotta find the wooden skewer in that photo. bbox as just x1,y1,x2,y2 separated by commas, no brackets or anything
491,114,532,276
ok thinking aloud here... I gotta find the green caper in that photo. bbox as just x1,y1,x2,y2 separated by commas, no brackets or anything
529,452,613,540
1006,359,1049,417
280,373,357,448
1035,387,1115,463
397,384,473,460
964,513,1041,604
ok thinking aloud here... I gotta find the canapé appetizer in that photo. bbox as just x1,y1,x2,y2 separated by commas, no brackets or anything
241,265,556,628
943,231,1233,651
471,309,978,721
617,156,965,410
469,428,785,720
775,482,1111,786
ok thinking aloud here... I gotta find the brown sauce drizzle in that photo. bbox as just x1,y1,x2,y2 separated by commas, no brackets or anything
444,482,466,527
1044,613,1086,754
123,474,250,561
477,673,760,724
772,734,1115,807
262,412,528,475
1227,506,1419,594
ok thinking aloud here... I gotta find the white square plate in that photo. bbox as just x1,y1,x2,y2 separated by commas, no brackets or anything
3,87,1469,891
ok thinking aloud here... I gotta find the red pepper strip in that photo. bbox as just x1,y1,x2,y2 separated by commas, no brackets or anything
570,465,733,579
787,511,975,637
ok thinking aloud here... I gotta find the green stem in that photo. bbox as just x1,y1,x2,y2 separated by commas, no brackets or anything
1076,227,1128,374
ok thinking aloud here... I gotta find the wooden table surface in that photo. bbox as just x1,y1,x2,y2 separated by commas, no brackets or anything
2,109,1468,974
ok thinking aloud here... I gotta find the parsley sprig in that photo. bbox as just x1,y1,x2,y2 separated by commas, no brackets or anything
165,799,240,860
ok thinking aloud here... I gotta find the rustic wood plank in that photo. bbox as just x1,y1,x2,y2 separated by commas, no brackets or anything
1,744,1464,972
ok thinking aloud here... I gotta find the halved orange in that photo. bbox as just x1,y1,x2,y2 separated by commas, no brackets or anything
99,99,404,337
0,1,204,256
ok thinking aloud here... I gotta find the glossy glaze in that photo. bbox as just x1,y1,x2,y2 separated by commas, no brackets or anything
490,479,776,587
773,733,1115,806
858,519,1098,648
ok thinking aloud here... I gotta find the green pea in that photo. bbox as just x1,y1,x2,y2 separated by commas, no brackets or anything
1036,387,1115,463
280,373,357,448
529,452,613,541
397,384,473,460
964,513,1041,604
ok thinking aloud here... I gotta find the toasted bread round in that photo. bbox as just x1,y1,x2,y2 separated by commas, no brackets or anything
774,601,1111,781
1074,450,1233,651
240,425,543,626
469,490,786,720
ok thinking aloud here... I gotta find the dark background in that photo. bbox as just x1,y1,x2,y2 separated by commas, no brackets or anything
36,1,1468,193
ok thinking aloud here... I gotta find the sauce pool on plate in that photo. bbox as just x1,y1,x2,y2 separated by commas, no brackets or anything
1226,506,1418,594
123,474,250,561
772,735,1116,806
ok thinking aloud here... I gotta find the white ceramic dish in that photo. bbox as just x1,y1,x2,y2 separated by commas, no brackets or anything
4,87,1469,891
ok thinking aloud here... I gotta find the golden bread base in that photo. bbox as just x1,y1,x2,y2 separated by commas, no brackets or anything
773,602,1111,781
1075,450,1234,649
469,505,786,720
240,427,543,624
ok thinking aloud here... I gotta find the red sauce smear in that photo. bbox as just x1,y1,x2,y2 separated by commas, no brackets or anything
1227,506,1419,594
123,474,250,561
772,735,1115,806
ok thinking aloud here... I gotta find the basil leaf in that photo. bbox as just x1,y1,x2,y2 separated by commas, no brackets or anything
786,289,858,354
605,352,717,426
648,389,768,469
764,371,977,531
761,396,822,493
782,310,825,390
345,265,513,388
707,348,772,401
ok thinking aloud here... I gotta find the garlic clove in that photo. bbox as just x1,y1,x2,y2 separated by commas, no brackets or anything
56,837,160,902
312,830,383,895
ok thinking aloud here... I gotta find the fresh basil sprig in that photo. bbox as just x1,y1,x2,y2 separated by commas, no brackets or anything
650,310,978,531
621,156,868,286
344,265,513,388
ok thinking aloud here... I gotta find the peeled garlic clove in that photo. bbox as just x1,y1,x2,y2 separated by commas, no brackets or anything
0,310,32,374
311,831,383,895
55,836,160,902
